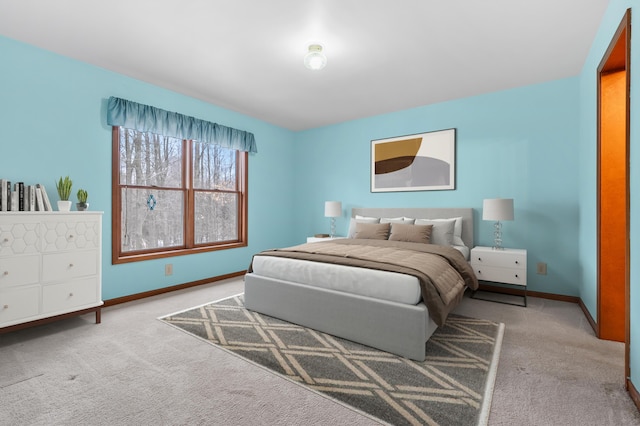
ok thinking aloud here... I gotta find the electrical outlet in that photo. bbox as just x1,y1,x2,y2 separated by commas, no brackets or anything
165,264,173,276
536,262,547,275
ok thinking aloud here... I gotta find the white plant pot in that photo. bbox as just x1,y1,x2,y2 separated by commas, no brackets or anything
57,200,72,212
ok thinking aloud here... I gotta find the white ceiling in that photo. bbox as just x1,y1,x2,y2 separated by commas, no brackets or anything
0,0,609,131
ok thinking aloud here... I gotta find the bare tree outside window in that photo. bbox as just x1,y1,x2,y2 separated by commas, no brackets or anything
112,127,248,264
193,141,238,244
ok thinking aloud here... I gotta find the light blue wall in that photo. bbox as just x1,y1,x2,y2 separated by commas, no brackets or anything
0,35,297,300
578,0,639,386
294,78,581,296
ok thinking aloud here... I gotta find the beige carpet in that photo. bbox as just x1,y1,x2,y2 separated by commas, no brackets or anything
1,277,639,425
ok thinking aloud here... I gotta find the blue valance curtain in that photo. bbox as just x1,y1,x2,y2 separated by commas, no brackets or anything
106,97,257,153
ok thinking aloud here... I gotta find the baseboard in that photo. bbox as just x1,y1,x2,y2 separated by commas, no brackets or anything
628,378,640,411
476,283,601,335
106,277,581,309
103,270,246,307
476,283,579,303
578,297,598,335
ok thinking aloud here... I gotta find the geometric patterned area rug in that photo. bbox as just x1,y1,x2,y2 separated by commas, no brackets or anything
159,294,504,426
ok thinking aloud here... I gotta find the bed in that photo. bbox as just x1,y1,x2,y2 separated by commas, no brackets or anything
244,207,477,361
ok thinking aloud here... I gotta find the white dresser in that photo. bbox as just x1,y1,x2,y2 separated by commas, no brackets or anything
0,212,103,332
469,246,527,306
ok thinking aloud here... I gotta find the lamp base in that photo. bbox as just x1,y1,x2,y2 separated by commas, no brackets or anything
492,220,504,250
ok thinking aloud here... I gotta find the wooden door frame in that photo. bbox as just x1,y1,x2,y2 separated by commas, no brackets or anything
596,8,631,383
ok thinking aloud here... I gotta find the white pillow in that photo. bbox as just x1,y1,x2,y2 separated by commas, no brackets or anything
355,215,379,220
348,216,381,238
451,217,464,246
380,216,416,224
417,217,464,246
414,218,456,246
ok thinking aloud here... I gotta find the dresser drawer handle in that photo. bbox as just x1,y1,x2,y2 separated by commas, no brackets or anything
477,257,482,261
69,263,74,268
515,260,519,264
68,234,75,239
2,238,8,243
515,274,519,278
69,293,74,297
2,271,7,276
2,304,8,309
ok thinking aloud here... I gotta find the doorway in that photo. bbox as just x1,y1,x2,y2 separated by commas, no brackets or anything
597,9,630,378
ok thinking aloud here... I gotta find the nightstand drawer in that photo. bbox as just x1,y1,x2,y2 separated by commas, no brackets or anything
470,250,526,269
472,265,526,286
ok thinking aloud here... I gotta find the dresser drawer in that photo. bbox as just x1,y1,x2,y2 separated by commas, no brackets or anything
42,277,100,314
0,286,40,326
42,250,98,282
0,255,40,288
41,218,100,253
471,265,527,286
0,220,40,256
470,249,526,270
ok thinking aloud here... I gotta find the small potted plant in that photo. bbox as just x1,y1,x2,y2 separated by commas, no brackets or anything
55,176,73,211
76,189,89,211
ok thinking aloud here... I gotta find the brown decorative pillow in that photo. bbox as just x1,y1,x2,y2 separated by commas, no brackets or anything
354,222,391,240
389,223,433,244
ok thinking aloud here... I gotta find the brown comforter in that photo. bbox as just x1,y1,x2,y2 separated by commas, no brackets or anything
248,239,479,326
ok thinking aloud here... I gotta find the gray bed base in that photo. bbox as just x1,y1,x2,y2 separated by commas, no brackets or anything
244,274,437,361
244,207,474,362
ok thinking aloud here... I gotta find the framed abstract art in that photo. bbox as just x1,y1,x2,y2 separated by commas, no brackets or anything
371,128,456,192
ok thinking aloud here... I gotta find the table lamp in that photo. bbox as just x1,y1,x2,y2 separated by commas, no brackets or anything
324,201,342,238
482,198,514,250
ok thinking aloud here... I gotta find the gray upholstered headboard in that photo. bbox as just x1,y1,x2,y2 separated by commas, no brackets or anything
351,207,474,249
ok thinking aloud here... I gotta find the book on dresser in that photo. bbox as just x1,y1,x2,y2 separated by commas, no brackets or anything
37,183,53,211
0,179,7,211
0,182,55,212
35,186,45,211
10,191,17,211
25,185,36,211
24,185,30,211
15,182,24,211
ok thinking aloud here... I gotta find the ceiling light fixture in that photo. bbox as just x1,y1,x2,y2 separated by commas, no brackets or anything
304,44,327,71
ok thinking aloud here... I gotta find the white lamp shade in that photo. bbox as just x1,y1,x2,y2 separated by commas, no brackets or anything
324,201,342,217
482,198,514,221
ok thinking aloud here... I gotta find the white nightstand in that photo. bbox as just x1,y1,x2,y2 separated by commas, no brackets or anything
469,246,527,307
306,236,346,243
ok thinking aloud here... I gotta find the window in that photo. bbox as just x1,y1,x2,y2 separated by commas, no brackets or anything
112,126,248,264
